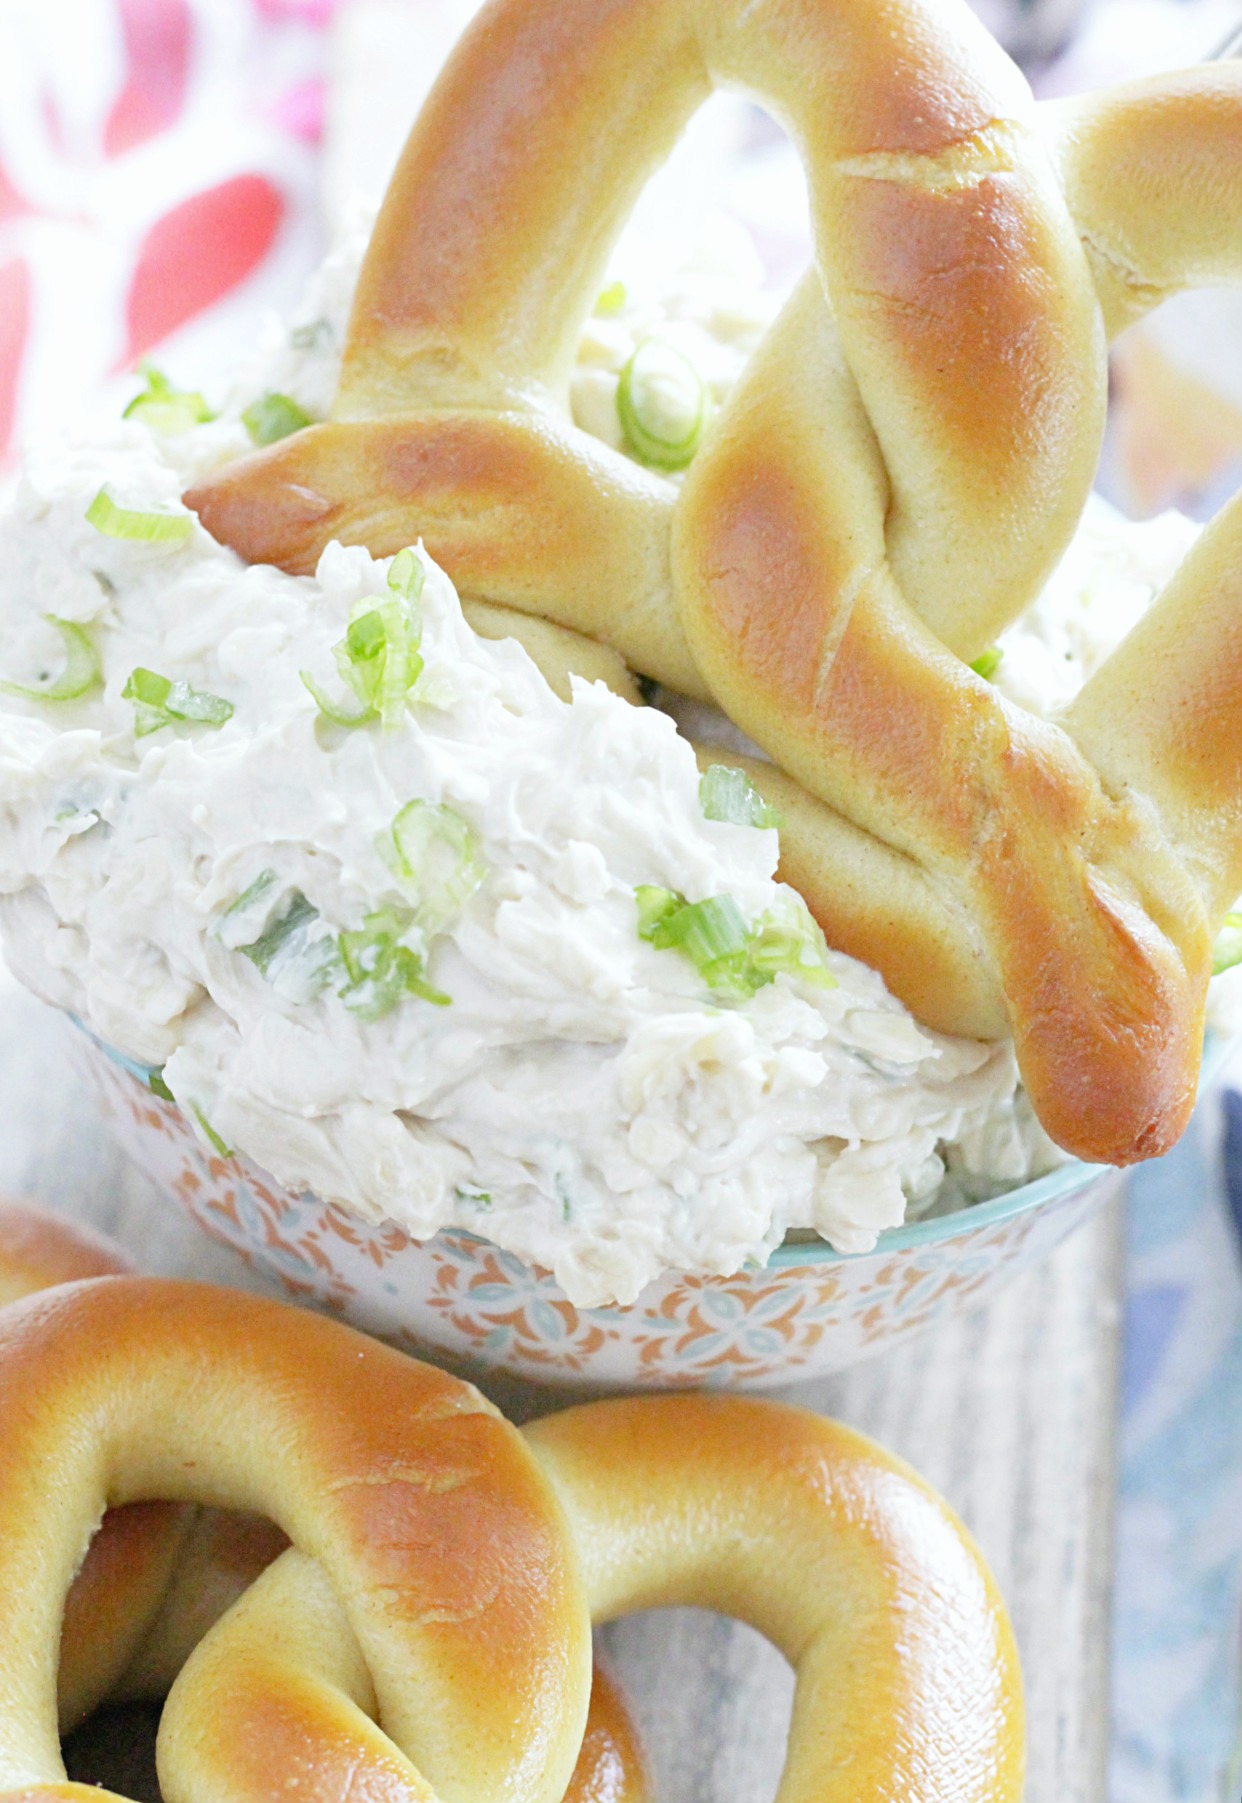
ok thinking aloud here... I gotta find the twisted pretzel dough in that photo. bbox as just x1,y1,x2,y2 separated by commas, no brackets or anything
168,1393,1024,1803
184,0,1242,1165
0,1204,283,1735
0,1255,1023,1803
0,1204,649,1803
0,1276,592,1803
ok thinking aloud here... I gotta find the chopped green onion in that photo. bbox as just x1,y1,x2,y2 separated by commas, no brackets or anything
748,898,837,991
237,890,342,1004
215,870,280,950
699,764,782,830
1213,912,1242,976
595,280,627,316
192,1105,233,1160
241,391,313,446
379,800,485,932
616,339,707,471
455,1185,492,1208
635,886,836,997
635,885,685,942
123,363,214,435
338,908,450,1020
148,1070,175,1103
86,486,194,545
299,670,377,728
302,548,426,731
123,667,234,738
970,646,1003,681
387,546,424,605
0,618,102,702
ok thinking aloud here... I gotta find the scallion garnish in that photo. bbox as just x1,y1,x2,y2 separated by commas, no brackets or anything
338,908,450,1020
970,646,1003,681
299,670,377,728
747,897,838,991
241,391,313,447
1213,912,1242,976
215,870,280,950
379,800,485,933
123,363,214,435
455,1185,492,1208
123,667,234,738
192,1106,233,1160
86,487,194,545
237,890,342,1004
699,764,782,830
303,549,426,731
635,886,836,997
595,280,627,317
0,618,101,703
616,339,707,471
148,1070,175,1103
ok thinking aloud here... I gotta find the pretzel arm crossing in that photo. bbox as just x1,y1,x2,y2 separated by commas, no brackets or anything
1050,69,1242,922
0,1280,591,1803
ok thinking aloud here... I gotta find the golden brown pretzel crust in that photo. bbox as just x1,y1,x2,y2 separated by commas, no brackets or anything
527,1396,1025,1803
184,0,1242,1164
0,1211,647,1803
0,1278,591,1803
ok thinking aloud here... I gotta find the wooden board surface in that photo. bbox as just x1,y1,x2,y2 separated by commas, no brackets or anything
0,968,1121,1800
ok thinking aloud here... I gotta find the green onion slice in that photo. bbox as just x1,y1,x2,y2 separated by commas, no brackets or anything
0,618,102,702
192,1105,233,1160
635,885,685,943
148,1070,175,1103
123,363,214,434
299,670,377,728
123,667,234,738
616,339,707,471
635,886,836,997
594,280,627,317
215,869,280,950
303,548,426,731
339,908,450,1020
969,646,1003,681
241,391,313,447
238,890,343,1004
86,486,194,545
748,898,837,991
1213,912,1242,976
379,800,485,932
387,546,424,605
699,764,782,830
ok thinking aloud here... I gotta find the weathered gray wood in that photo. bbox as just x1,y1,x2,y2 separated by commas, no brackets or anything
0,972,1120,1800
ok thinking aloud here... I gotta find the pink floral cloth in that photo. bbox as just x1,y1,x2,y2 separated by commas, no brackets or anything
0,0,336,466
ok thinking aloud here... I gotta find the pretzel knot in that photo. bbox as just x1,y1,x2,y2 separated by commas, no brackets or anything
0,1258,1022,1802
185,0,1242,1166
0,1203,648,1803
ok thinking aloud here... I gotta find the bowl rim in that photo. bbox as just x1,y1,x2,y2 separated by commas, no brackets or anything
78,1019,1236,1271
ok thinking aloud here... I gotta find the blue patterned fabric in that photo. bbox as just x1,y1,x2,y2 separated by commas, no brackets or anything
1111,1082,1242,1802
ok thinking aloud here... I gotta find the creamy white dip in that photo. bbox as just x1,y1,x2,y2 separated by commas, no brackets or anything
0,220,1222,1306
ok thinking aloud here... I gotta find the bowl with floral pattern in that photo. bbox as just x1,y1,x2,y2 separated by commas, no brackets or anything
75,1026,1235,1392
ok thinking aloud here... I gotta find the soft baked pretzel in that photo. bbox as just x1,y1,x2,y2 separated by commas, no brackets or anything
0,1277,592,1803
171,1390,1024,1803
0,1203,650,1803
0,1203,286,1736
184,0,1242,1166
0,1263,1022,1801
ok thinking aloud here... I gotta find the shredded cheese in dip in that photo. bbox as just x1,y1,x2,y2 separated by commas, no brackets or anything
0,215,1223,1306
